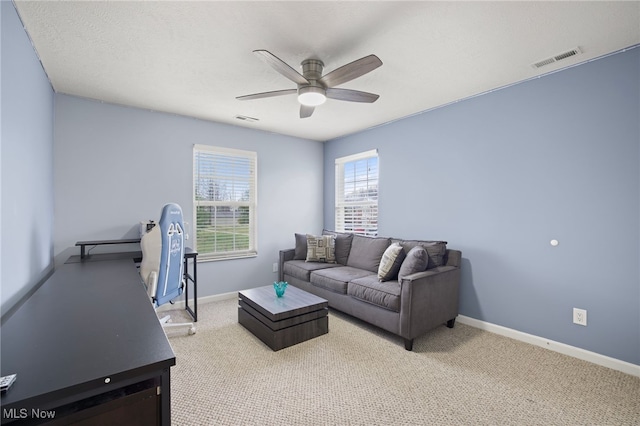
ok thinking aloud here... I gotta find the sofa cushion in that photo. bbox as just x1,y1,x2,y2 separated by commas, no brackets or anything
377,243,406,282
306,234,336,263
283,260,342,282
310,266,374,294
395,240,447,269
346,235,391,273
348,276,401,312
322,230,354,265
398,246,428,280
294,233,308,260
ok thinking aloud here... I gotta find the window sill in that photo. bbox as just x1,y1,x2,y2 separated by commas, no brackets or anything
197,253,258,263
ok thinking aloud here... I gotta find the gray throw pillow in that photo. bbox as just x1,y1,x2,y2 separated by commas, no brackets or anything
306,234,336,263
378,243,406,282
322,229,354,265
398,246,428,281
294,233,308,260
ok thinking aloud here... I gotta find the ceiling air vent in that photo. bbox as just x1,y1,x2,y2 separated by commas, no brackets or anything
235,115,259,123
532,47,582,69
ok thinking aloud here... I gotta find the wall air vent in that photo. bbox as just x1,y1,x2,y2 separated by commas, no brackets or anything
235,115,259,123
532,47,582,69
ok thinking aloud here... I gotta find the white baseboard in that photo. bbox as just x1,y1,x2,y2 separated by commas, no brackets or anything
457,315,640,378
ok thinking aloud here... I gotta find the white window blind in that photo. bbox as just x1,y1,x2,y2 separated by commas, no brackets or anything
335,149,378,236
193,145,257,260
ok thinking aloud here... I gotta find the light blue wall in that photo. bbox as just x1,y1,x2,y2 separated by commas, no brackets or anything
54,94,324,297
1,1,54,315
324,48,640,365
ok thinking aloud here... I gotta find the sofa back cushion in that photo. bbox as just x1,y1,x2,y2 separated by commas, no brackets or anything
322,230,354,265
394,239,447,269
346,235,391,273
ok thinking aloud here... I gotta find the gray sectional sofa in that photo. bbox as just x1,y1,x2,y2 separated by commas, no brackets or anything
278,231,462,350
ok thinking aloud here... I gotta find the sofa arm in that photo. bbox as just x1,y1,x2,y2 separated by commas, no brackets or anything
278,249,295,282
398,264,461,341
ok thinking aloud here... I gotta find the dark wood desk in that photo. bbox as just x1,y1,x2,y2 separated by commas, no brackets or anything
66,250,144,264
66,241,199,323
0,259,175,425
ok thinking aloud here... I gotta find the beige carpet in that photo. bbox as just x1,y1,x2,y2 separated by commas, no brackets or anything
165,298,639,425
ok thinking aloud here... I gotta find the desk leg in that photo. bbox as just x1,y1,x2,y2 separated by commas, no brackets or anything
160,368,171,426
193,258,198,322
184,256,189,315
184,255,198,322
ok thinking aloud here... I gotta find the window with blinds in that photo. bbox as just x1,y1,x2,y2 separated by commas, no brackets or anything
193,145,257,260
335,149,378,236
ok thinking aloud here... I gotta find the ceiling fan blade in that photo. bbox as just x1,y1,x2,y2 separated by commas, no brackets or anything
319,54,382,88
236,89,297,101
326,88,380,103
254,50,309,85
300,105,315,118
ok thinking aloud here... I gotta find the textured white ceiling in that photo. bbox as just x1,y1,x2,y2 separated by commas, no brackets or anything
13,1,640,141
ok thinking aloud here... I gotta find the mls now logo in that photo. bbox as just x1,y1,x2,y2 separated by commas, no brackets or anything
3,408,56,420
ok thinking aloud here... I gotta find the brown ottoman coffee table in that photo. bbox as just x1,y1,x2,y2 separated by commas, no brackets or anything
238,285,328,351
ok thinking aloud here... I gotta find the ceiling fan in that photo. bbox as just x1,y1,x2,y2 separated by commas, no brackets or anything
236,50,382,118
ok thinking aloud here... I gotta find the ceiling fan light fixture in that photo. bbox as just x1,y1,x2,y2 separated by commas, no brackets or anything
298,86,326,106
238,50,382,118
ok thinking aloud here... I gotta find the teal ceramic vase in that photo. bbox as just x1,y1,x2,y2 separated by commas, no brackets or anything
273,281,288,297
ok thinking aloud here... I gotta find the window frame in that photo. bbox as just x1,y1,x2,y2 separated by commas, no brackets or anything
192,144,258,261
335,149,379,237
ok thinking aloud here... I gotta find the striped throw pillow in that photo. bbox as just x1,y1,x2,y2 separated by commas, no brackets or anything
378,243,405,282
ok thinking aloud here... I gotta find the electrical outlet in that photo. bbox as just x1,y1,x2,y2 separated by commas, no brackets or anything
272,263,278,273
573,308,587,326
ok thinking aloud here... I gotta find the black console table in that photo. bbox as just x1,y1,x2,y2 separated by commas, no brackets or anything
0,259,175,425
